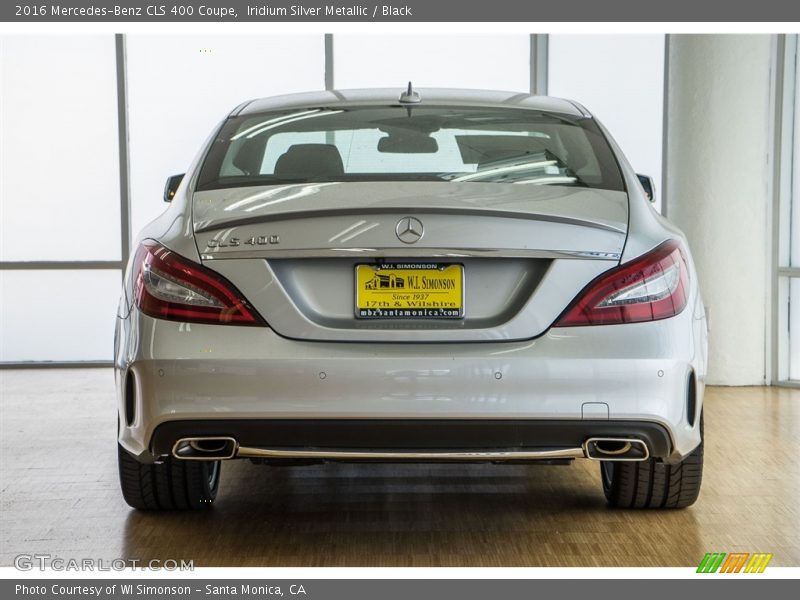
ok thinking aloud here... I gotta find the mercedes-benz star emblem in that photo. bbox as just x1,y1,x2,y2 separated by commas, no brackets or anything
395,217,424,244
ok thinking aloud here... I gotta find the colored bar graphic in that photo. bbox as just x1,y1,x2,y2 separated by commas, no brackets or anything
744,553,773,573
720,553,749,573
697,553,725,573
733,553,750,573
697,552,773,573
710,552,726,573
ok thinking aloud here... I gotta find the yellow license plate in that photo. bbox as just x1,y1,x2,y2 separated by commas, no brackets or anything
355,263,464,319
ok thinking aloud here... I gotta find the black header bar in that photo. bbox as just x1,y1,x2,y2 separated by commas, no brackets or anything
3,0,800,22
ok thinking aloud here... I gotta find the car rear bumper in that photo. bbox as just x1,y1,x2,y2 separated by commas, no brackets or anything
115,303,706,463
151,418,672,461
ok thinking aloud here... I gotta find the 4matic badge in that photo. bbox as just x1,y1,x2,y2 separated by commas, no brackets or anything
206,235,280,249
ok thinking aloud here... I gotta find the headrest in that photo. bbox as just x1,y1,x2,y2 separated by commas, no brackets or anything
274,144,345,179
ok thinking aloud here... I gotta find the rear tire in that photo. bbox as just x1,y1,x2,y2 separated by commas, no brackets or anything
118,443,221,510
601,417,703,509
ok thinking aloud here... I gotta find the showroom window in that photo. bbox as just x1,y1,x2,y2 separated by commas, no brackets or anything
332,34,533,92
548,34,666,214
0,34,326,365
0,35,123,365
772,35,800,384
125,34,326,239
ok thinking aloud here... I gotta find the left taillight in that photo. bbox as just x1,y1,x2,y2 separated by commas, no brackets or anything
553,239,689,327
132,240,266,326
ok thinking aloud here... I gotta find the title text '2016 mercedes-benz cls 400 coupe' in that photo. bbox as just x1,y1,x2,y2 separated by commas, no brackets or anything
115,86,708,510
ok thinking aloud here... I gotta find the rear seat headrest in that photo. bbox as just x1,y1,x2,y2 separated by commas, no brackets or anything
274,144,345,179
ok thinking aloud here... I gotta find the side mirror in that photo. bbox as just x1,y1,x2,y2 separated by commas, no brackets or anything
163,174,185,203
636,174,656,203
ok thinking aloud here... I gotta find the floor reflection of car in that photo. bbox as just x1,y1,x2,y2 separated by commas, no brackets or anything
365,273,405,289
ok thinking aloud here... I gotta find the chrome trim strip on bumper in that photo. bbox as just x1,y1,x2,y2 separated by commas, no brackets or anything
234,446,586,461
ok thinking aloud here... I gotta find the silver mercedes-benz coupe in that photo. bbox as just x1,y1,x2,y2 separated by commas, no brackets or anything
115,87,707,510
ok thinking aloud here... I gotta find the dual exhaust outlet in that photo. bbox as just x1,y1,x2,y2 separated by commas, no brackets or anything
583,437,650,461
172,437,238,461
171,436,650,462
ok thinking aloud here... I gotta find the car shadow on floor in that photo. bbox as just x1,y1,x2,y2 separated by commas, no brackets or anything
120,460,703,567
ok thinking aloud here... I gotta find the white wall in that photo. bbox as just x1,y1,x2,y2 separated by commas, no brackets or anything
667,35,771,385
334,35,530,92
126,35,325,239
548,35,665,213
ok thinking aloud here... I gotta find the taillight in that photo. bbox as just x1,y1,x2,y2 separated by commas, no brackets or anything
554,239,689,327
132,240,265,326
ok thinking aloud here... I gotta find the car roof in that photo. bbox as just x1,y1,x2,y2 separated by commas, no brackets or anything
233,88,591,118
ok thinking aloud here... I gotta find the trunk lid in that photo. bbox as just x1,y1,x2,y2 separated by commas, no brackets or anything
193,181,627,342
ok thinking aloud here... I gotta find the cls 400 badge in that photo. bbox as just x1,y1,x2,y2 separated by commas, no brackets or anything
206,235,280,249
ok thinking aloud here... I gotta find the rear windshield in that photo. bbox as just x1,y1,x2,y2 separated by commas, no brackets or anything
196,106,625,192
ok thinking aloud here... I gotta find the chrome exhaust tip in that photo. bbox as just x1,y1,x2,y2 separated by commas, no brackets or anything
583,437,650,461
172,437,237,460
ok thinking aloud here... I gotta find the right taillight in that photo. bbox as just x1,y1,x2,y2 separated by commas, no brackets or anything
553,239,689,327
132,240,266,327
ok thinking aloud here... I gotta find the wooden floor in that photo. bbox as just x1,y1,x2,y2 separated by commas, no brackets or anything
1,369,798,567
